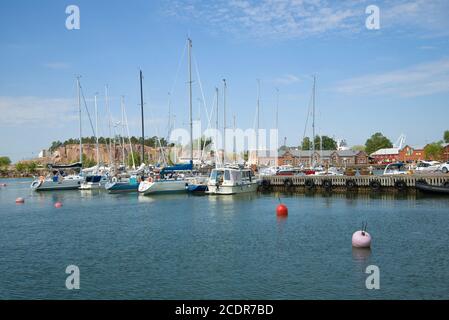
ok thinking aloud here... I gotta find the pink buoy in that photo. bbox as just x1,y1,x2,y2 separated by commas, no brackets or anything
54,202,63,208
15,197,25,204
352,230,372,248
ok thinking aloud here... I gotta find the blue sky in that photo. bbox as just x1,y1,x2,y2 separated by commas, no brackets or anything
1,0,449,161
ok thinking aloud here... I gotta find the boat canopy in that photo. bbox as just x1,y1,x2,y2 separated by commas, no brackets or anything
160,161,193,174
47,162,82,170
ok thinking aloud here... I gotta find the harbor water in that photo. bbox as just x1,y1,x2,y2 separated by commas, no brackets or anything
1,178,448,299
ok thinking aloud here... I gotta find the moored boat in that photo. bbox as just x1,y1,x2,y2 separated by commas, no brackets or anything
207,166,258,195
416,181,449,195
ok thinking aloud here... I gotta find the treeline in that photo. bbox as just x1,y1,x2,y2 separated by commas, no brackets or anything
49,136,171,152
299,135,338,151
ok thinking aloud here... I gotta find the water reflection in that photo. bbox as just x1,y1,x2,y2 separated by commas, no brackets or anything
352,247,372,266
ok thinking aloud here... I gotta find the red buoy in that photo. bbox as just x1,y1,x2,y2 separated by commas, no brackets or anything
276,203,288,217
15,197,25,204
54,202,63,208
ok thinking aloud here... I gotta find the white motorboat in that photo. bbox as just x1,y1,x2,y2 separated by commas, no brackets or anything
383,162,409,175
207,166,258,195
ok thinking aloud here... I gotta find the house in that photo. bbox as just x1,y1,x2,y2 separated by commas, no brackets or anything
398,145,425,163
370,148,400,164
277,149,368,167
442,143,449,162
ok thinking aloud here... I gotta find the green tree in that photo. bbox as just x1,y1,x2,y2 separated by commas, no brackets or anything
25,162,38,173
352,145,366,152
15,162,26,173
365,132,393,155
424,142,443,160
128,151,148,167
444,130,449,143
317,135,337,150
0,156,11,168
301,137,311,150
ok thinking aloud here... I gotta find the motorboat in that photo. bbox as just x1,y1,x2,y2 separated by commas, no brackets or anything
416,181,449,194
383,162,409,175
415,161,441,173
207,166,258,195
79,174,109,190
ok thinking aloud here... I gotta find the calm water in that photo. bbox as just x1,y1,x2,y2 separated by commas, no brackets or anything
1,178,449,299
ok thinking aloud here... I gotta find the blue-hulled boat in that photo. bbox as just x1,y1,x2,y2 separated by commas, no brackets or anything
187,184,208,193
105,176,139,193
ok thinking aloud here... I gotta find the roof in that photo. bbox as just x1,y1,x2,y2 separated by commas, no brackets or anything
370,148,400,156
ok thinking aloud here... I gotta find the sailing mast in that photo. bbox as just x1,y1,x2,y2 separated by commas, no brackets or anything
311,75,316,167
215,87,219,166
76,76,82,165
139,70,145,165
105,85,113,167
94,93,100,170
188,38,193,165
222,78,227,165
275,87,279,168
120,96,126,167
256,79,260,165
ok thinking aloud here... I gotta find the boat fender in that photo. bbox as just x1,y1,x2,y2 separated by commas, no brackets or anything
369,180,381,191
394,180,407,191
444,181,449,188
284,178,293,189
112,177,117,183
346,179,357,190
322,179,332,190
304,179,315,189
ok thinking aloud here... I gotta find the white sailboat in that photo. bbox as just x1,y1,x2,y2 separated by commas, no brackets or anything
31,76,85,191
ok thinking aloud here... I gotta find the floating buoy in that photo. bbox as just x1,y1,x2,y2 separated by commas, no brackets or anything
276,197,288,217
54,202,63,208
15,197,25,204
352,222,371,248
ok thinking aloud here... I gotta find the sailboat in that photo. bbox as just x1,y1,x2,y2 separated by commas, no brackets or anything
79,93,110,190
105,71,146,193
31,77,85,191
138,38,195,196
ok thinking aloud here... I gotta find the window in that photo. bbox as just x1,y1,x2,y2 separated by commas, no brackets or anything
224,170,231,181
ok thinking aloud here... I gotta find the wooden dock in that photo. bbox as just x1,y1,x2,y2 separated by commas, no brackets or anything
259,174,449,192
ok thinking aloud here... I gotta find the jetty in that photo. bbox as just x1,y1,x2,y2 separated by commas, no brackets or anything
260,174,449,192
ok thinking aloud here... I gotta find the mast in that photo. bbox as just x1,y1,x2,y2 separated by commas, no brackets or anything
120,96,126,167
105,85,113,167
76,76,82,164
188,38,193,164
222,78,226,165
94,93,99,169
139,70,145,165
233,114,236,163
215,87,219,166
275,87,279,168
312,75,316,167
256,79,260,164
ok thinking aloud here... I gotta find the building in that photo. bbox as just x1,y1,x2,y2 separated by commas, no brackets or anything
370,148,400,164
398,145,425,163
276,149,368,167
443,143,449,162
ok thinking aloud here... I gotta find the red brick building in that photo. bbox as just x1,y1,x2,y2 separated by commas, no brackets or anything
398,145,425,163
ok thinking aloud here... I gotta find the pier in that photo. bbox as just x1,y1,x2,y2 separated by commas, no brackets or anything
260,174,449,192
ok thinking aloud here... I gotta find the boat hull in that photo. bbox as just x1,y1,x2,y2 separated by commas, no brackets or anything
31,178,83,191
105,181,139,193
187,184,208,193
416,183,449,195
206,182,258,195
138,180,187,195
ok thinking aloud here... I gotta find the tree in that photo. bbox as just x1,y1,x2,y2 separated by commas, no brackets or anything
15,162,26,173
444,130,449,143
320,136,337,150
365,132,393,155
301,137,311,150
352,145,366,152
0,156,11,168
25,162,38,173
424,142,443,160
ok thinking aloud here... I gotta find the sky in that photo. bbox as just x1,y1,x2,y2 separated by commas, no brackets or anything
1,0,449,161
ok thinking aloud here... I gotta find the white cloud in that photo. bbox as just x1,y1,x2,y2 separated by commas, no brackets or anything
0,96,77,126
273,74,300,85
166,0,449,39
334,58,449,97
